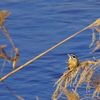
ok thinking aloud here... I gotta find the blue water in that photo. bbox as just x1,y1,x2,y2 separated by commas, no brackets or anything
0,0,100,100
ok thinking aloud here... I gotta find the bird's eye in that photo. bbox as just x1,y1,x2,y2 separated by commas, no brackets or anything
72,55,76,58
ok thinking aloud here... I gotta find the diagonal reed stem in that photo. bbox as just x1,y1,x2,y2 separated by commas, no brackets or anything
0,21,94,81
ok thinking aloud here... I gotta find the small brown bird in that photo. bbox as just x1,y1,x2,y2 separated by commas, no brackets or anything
67,54,79,70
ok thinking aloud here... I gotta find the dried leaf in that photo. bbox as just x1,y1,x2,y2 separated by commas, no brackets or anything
0,16,5,25
12,48,19,70
0,45,14,61
0,46,8,59
0,10,11,25
0,10,11,18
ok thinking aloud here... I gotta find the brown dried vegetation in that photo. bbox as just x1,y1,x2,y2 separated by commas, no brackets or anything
52,18,100,100
1,10,100,100
0,10,23,100
52,60,100,100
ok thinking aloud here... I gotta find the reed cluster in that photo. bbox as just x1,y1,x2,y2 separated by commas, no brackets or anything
52,18,100,100
52,60,100,100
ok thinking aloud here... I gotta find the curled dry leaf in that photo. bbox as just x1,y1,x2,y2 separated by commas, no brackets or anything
12,48,19,70
0,45,14,61
0,45,9,60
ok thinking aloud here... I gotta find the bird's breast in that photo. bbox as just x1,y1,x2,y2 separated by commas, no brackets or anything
68,59,79,70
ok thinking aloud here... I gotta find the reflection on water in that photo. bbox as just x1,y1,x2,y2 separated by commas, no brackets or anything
0,0,100,100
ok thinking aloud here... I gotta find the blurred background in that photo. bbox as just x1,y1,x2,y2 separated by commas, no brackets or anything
0,0,100,100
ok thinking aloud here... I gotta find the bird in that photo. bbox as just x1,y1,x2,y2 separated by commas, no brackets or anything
67,54,79,70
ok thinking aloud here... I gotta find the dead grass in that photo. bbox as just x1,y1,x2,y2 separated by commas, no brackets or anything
52,60,100,100
52,18,100,100
60,86,80,100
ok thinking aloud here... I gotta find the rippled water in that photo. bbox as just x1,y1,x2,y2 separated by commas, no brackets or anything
0,0,100,100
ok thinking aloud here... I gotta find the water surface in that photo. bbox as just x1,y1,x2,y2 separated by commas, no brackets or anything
0,0,100,100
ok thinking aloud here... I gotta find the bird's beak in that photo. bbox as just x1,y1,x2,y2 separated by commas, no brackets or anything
67,54,71,59
67,54,70,57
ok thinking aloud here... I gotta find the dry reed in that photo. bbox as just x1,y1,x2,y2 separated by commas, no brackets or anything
52,18,100,100
0,10,23,99
60,87,80,100
52,60,100,100
0,17,100,82
1,10,100,100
